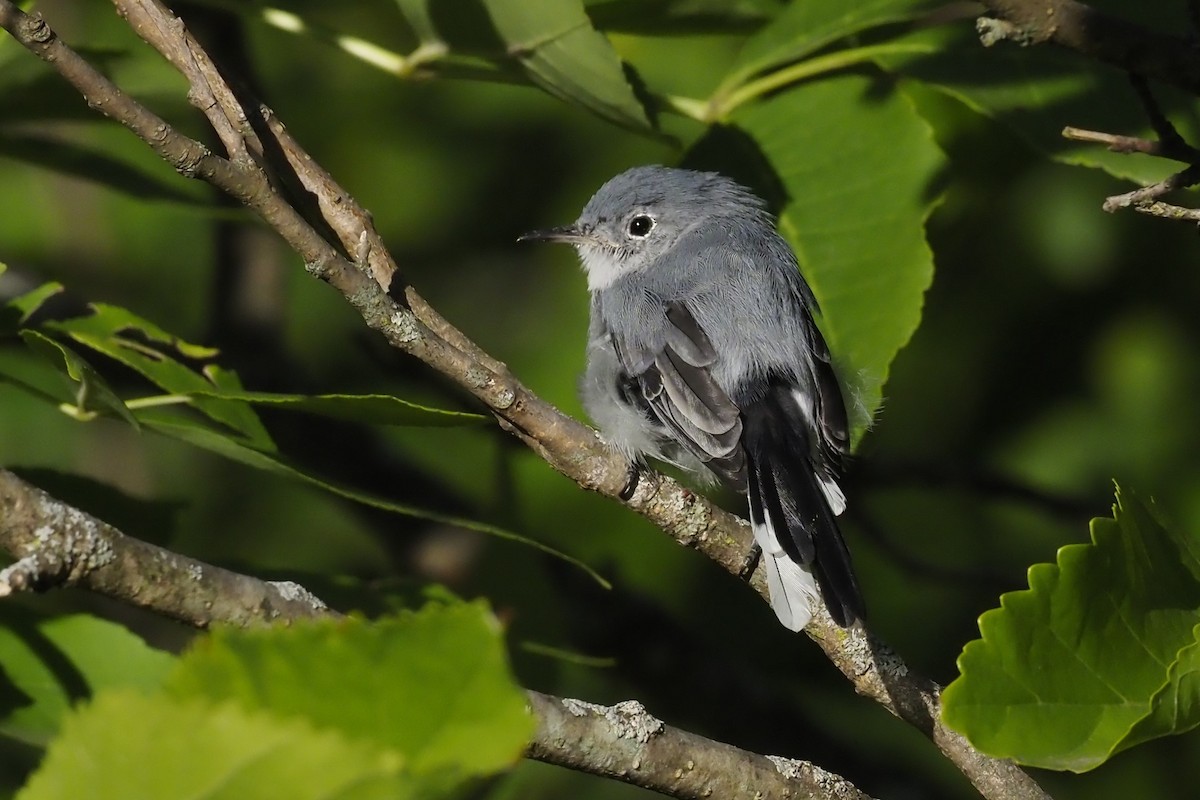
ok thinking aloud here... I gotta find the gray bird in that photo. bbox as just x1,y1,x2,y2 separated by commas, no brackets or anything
521,165,863,630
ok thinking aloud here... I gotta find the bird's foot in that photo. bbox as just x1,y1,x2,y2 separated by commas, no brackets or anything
738,543,762,581
618,464,642,501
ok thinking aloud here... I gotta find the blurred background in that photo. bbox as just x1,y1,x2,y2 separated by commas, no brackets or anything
2,0,1200,797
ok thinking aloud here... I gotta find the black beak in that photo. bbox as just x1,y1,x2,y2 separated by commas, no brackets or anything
517,224,588,244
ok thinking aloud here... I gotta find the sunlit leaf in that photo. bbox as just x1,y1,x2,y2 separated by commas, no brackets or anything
0,612,175,747
942,487,1200,771
1,279,64,335
18,330,139,429
723,0,933,90
480,0,651,129
19,691,418,800
49,307,271,449
168,603,534,777
56,303,217,360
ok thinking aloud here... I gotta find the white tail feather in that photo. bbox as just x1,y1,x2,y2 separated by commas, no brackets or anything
818,474,846,515
788,387,847,516
753,518,819,631
762,552,819,631
751,518,783,556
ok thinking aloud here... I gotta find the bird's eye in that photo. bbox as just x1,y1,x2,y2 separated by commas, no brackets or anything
627,214,654,238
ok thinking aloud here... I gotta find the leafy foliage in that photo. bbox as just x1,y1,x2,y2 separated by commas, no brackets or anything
943,488,1200,771
3,0,1200,797
0,281,602,581
17,603,531,800
0,613,175,747
167,603,533,778
23,692,417,800
722,0,933,89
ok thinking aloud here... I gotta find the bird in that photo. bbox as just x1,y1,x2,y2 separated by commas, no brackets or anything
520,165,864,630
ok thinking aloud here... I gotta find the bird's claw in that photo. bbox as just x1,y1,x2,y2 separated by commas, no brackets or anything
738,543,762,581
618,464,641,501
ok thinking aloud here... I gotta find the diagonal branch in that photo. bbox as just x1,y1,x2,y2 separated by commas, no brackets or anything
528,692,877,800
0,467,872,800
0,3,1048,798
0,469,328,626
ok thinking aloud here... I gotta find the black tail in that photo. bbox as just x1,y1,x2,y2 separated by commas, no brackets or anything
743,387,864,627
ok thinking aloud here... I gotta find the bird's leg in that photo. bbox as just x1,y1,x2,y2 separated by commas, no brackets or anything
738,542,762,581
618,463,642,501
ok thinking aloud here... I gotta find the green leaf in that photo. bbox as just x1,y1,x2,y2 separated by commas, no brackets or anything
19,330,140,429
189,390,488,427
394,0,444,47
167,603,534,777
137,412,609,587
0,348,74,406
48,306,272,449
723,0,932,91
52,303,217,361
0,281,63,333
1122,628,1200,752
19,691,418,800
480,0,652,130
0,612,175,747
727,73,943,441
942,487,1200,771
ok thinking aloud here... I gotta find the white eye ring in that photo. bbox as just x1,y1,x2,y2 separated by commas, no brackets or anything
627,214,654,238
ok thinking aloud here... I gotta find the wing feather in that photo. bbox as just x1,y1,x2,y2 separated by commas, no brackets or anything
799,310,849,463
614,302,745,486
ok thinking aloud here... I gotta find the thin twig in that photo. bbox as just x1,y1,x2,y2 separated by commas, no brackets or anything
1127,74,1188,151
987,3,1200,223
1131,200,1200,222
1060,72,1200,219
1062,127,1173,158
1103,164,1200,212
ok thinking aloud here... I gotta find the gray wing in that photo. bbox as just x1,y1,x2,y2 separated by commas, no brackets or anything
581,303,669,464
613,301,747,488
796,295,849,468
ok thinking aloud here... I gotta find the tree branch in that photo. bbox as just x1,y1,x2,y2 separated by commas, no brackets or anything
0,468,870,800
1060,76,1200,221
979,2,1200,224
527,692,876,800
976,0,1200,96
0,3,1049,798
0,469,328,626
